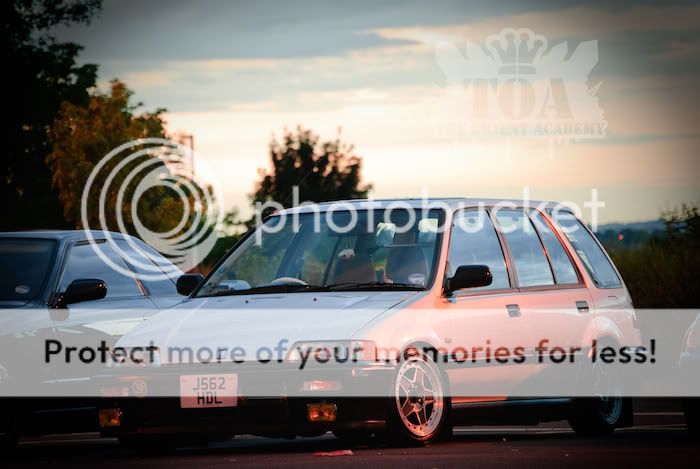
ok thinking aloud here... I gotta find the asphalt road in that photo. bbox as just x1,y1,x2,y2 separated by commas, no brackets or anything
4,413,698,468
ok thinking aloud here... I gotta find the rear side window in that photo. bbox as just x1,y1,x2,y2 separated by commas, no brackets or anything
530,211,579,285
448,209,510,290
551,212,621,288
495,210,555,288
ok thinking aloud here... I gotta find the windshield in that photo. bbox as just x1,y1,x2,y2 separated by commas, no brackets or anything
196,208,444,296
0,238,57,301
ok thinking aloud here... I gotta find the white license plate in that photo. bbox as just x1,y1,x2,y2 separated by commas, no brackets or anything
179,374,238,408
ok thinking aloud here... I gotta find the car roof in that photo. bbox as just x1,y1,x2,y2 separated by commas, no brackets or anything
0,230,137,242
276,198,566,215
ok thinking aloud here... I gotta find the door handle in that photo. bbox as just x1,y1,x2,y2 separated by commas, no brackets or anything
506,304,521,318
576,300,590,313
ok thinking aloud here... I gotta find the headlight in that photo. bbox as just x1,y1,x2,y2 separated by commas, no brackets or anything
110,345,161,367
285,340,376,364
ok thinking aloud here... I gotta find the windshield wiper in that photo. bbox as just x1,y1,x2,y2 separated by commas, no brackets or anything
325,282,424,291
201,283,327,297
197,281,424,297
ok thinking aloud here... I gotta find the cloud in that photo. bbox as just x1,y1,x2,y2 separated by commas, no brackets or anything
374,5,700,44
123,71,172,87
661,38,700,58
55,1,699,224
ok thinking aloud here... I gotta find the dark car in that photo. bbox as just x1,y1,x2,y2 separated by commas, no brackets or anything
0,230,186,449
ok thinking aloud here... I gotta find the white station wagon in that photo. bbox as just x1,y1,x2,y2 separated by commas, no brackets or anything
99,198,640,448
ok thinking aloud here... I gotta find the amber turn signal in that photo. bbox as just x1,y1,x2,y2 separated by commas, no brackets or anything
307,403,337,422
98,408,122,428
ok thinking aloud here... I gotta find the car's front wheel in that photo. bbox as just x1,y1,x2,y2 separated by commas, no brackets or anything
386,349,451,445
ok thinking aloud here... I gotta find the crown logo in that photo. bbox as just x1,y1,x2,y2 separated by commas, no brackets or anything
486,28,547,75
433,28,606,142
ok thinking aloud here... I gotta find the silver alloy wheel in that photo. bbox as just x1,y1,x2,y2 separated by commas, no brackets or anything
592,356,623,424
394,354,445,438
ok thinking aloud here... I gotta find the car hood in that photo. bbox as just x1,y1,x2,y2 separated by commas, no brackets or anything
116,291,416,364
0,301,50,338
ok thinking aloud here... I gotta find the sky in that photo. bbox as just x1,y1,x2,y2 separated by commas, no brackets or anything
54,0,700,224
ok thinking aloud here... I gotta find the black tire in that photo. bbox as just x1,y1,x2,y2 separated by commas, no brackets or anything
683,398,699,439
568,396,623,436
386,349,452,446
568,339,624,436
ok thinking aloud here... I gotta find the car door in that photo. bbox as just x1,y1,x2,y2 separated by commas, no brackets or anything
50,240,156,381
492,208,593,394
442,208,537,401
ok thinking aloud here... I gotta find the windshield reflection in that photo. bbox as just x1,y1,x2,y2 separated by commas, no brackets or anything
196,209,443,296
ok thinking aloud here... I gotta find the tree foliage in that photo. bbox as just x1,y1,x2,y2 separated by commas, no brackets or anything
3,0,102,229
609,203,700,308
252,127,372,213
194,127,373,274
47,80,188,234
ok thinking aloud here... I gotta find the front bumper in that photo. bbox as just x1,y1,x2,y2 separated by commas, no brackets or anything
96,362,394,438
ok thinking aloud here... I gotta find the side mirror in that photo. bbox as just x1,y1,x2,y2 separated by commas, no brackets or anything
177,273,204,296
55,279,107,308
445,265,492,293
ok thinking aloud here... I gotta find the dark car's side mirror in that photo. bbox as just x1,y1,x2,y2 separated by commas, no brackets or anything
177,273,204,296
55,278,107,308
445,265,492,293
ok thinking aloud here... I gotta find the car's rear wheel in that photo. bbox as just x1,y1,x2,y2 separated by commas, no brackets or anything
568,349,623,435
683,398,699,439
568,396,623,436
386,349,451,445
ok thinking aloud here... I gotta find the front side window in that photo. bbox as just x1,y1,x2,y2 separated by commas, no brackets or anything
114,239,182,296
196,209,444,296
447,209,510,291
550,211,621,288
495,210,555,288
60,243,143,299
0,238,57,301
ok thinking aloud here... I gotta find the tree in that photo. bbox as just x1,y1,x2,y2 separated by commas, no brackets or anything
251,127,372,215
2,0,102,229
47,80,188,234
192,127,372,275
610,203,700,308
